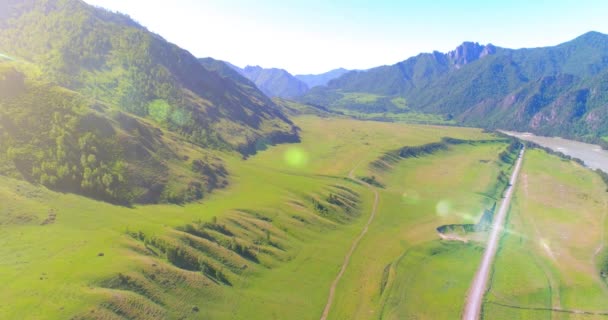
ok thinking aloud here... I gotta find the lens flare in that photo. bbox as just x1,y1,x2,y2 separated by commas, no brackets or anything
284,147,309,168
436,200,451,217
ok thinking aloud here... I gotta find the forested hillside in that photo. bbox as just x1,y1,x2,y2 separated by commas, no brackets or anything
299,32,608,141
0,0,304,204
0,62,227,204
0,0,298,153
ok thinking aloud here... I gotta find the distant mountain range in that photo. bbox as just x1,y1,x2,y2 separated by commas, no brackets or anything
298,32,608,141
295,68,350,88
230,65,309,98
222,63,350,98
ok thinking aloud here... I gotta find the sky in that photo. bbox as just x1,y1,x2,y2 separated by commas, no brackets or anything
83,0,608,75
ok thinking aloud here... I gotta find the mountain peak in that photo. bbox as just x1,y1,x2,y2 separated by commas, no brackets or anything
555,31,608,53
448,42,497,66
571,31,608,44
243,65,264,71
579,30,607,38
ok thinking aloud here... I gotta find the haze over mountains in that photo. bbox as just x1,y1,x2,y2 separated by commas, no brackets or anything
295,68,350,88
223,63,350,98
230,65,309,98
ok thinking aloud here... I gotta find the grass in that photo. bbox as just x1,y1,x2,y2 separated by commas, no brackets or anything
484,148,608,319
0,160,353,319
381,241,484,320
326,141,512,320
303,90,454,124
0,115,496,319
338,92,385,104
390,97,407,109
339,109,455,125
250,116,486,176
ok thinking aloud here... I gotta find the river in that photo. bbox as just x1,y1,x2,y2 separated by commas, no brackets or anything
500,131,608,172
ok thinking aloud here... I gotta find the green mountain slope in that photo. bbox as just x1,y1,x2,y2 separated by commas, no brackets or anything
0,61,227,204
299,32,608,141
323,42,497,96
0,0,298,153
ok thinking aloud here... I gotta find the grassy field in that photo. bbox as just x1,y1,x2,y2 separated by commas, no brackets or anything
341,109,455,125
324,140,512,320
484,149,608,319
13,116,604,320
381,241,484,319
1,115,497,319
16,115,601,320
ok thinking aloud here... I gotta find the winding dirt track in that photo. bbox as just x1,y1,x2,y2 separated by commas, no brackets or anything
462,148,525,320
319,165,379,320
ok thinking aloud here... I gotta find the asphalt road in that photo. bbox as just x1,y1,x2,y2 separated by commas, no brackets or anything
462,147,525,320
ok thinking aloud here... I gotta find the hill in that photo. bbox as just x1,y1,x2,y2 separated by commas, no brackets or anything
295,68,350,88
229,64,309,98
0,61,228,204
0,0,298,154
299,32,608,142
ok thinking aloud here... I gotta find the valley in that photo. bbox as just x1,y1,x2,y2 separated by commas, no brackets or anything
1,115,501,319
3,112,608,320
2,1,608,319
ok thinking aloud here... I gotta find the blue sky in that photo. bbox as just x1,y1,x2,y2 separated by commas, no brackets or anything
84,0,608,74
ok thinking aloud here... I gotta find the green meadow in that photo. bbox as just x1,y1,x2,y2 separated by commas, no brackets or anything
4,115,607,320
330,140,513,320
484,149,608,320
1,115,497,319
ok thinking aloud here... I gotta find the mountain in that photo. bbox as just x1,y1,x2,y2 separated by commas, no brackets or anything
0,62,228,204
316,42,501,97
228,64,309,98
225,64,350,98
448,42,498,67
0,0,298,155
299,32,608,141
0,0,303,204
198,58,253,85
295,68,350,88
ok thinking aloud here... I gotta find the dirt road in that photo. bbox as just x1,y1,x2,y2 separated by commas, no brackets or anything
319,165,380,320
462,148,525,320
